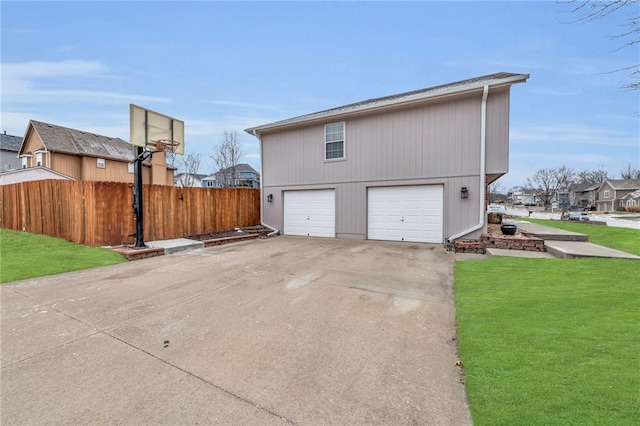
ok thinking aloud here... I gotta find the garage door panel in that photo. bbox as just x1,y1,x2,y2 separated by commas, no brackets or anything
368,186,443,243
284,190,335,238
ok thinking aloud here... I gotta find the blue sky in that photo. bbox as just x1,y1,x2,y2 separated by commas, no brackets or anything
2,1,638,190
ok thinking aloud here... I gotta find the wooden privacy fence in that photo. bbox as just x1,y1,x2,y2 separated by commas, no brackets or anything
1,180,261,246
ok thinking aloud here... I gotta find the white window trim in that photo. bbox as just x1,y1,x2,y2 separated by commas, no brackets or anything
324,121,346,162
97,158,106,169
35,152,43,167
603,189,610,199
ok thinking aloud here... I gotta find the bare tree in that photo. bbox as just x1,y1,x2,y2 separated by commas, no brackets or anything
526,165,576,210
576,167,610,184
175,152,202,187
210,130,244,187
620,161,640,179
488,180,506,203
562,0,639,91
165,145,178,168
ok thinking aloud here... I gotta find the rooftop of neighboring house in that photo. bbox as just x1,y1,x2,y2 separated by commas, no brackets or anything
622,189,640,200
174,172,208,180
204,163,259,180
246,72,529,133
569,182,602,192
1,131,23,152
20,120,135,162
602,179,640,191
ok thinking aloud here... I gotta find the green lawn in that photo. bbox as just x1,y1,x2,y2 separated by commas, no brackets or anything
0,229,126,283
525,218,640,256
456,223,640,424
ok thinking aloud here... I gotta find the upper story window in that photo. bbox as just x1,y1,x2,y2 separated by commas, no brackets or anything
97,158,106,169
603,190,610,199
35,152,43,167
21,157,28,169
325,122,345,160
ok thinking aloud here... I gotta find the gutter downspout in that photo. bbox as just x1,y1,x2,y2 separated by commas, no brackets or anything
251,129,279,237
447,85,489,243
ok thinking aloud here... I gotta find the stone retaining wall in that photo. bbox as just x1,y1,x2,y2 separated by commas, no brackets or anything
480,234,545,252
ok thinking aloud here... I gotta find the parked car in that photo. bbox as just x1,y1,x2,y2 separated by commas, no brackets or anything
568,205,588,212
561,211,590,221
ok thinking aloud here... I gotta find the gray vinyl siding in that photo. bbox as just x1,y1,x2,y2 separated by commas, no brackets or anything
486,88,510,174
261,89,511,240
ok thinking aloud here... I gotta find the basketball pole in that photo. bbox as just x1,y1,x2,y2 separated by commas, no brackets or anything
133,111,148,248
133,146,146,248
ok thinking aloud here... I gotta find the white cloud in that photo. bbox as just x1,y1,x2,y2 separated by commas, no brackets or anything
511,124,637,147
0,111,40,135
2,60,108,78
1,59,171,105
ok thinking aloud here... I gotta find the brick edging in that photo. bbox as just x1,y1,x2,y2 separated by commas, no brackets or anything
202,233,260,247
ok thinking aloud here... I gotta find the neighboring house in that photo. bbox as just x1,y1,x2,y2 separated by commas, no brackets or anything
569,182,601,208
621,189,640,210
202,163,260,188
596,179,640,212
1,131,23,171
16,120,174,185
245,72,529,243
0,166,74,185
174,173,207,187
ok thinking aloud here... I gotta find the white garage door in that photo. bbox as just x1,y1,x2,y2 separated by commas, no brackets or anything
368,185,443,243
284,190,335,237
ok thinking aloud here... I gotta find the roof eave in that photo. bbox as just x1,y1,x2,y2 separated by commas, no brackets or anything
245,73,529,134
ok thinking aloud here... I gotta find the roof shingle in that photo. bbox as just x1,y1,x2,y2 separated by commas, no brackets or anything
1,133,23,152
29,121,135,162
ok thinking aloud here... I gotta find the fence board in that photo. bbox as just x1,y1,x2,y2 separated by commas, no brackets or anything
1,180,261,246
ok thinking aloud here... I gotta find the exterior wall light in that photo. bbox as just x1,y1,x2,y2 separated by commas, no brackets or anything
267,194,273,203
461,187,469,199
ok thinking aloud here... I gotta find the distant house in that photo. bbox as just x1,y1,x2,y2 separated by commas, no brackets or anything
15,120,175,185
569,182,601,209
511,190,538,206
202,163,260,188
621,189,640,210
174,173,207,188
596,179,640,212
0,131,22,171
246,72,529,242
0,166,73,185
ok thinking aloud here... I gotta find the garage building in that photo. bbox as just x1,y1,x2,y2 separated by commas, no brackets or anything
246,72,529,243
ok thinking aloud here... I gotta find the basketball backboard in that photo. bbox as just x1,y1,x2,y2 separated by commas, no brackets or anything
130,104,185,155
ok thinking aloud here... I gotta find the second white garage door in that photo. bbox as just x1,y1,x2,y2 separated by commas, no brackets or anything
284,190,335,237
368,185,443,243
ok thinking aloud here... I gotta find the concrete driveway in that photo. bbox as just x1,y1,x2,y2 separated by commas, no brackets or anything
1,237,471,425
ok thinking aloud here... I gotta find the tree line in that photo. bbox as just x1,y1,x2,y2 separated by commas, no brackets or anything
166,130,245,188
493,163,640,209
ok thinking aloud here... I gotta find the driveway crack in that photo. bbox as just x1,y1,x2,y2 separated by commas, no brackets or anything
104,332,298,425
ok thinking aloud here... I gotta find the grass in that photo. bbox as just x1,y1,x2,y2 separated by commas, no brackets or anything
524,218,640,256
455,222,640,424
0,229,126,283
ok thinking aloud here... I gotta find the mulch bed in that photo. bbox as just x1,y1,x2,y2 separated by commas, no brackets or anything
187,225,275,241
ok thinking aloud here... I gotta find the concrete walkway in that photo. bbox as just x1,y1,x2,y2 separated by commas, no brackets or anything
510,220,588,241
505,220,640,260
544,240,640,260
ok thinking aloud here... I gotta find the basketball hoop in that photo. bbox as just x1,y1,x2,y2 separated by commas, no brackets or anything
153,139,181,153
